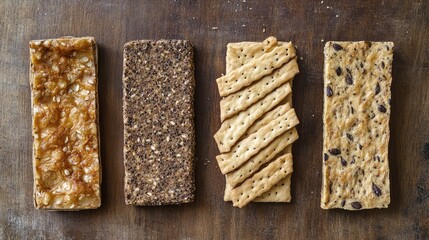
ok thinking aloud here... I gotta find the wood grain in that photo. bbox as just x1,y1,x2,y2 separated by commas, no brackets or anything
0,0,428,239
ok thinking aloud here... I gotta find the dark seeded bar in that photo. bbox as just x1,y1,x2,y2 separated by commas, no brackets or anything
122,40,195,206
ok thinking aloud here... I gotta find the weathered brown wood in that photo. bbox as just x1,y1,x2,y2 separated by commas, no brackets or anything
0,0,428,239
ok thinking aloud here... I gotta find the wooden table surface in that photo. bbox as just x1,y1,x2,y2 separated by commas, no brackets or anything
1,0,428,239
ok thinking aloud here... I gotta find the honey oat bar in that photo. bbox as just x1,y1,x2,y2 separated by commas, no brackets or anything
29,37,101,210
322,41,393,210
123,40,195,205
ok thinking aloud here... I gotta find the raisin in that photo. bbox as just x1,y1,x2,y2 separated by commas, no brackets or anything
336,67,342,76
341,157,347,166
332,43,343,51
372,183,382,197
324,153,329,161
346,133,354,141
365,41,372,48
345,69,353,85
351,201,362,209
351,157,356,164
341,200,346,207
346,75,353,85
378,105,387,113
326,86,333,97
381,61,385,68
375,83,380,95
350,107,354,114
329,148,341,155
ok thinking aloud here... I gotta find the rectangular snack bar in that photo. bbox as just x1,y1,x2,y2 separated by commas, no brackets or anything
322,41,393,210
29,37,101,210
123,40,195,206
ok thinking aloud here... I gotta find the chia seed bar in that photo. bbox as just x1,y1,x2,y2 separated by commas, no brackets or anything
322,41,393,210
122,40,195,205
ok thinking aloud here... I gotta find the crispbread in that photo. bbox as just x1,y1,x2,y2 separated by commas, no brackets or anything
220,58,298,121
226,129,298,187
244,99,292,138
214,83,292,153
224,174,292,203
224,175,292,203
226,40,294,73
216,107,299,174
230,154,293,208
123,40,195,206
29,37,101,210
322,41,393,210
256,174,291,202
226,36,278,73
216,43,296,97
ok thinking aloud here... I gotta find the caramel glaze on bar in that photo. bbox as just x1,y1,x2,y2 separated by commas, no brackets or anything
30,37,101,210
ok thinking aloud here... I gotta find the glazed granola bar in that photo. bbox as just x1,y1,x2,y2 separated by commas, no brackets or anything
29,37,101,210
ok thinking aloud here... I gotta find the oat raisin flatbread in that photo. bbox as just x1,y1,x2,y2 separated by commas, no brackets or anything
322,41,393,210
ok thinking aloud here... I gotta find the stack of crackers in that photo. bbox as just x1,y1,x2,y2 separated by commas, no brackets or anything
214,36,300,208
